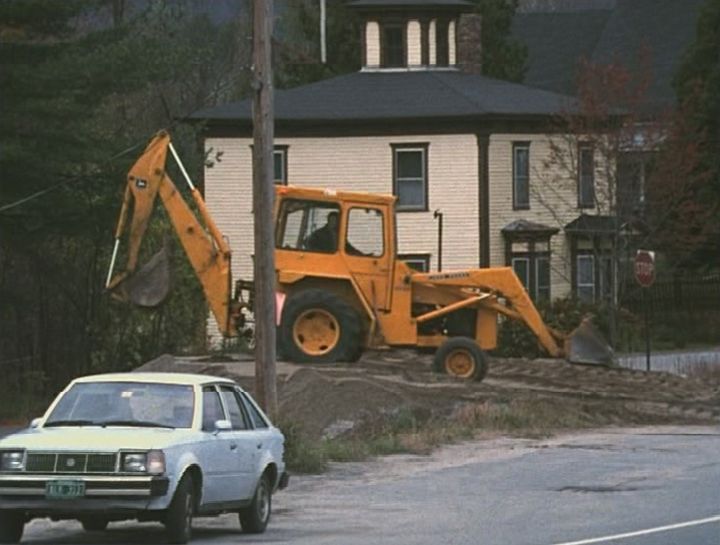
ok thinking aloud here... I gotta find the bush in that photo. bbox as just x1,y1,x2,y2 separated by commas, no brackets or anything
493,297,641,357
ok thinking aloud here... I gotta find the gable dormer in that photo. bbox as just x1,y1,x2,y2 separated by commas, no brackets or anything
349,0,473,71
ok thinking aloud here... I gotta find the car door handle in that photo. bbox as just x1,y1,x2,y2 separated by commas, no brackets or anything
230,443,238,450
256,443,263,450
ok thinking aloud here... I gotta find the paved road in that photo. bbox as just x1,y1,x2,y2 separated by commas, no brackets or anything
15,426,720,544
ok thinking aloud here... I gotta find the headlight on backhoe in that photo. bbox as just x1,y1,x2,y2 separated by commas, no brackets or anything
0,450,25,472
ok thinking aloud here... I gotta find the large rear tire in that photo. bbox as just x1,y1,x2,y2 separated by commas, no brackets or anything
239,474,271,534
0,511,24,544
279,289,361,363
433,337,488,381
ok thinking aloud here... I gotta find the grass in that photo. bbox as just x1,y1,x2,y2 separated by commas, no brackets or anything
280,398,593,474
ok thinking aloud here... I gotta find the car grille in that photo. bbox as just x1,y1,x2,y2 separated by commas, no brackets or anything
26,452,117,474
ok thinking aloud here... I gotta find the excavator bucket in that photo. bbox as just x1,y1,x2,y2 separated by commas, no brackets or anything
565,317,615,366
111,246,171,307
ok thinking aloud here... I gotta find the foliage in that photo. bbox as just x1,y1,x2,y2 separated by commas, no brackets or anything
0,1,247,411
275,0,361,89
467,0,527,82
671,0,720,268
494,297,641,358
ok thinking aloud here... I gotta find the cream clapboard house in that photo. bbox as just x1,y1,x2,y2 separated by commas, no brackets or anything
192,0,614,341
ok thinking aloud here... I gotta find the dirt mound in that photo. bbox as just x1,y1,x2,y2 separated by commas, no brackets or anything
137,351,720,439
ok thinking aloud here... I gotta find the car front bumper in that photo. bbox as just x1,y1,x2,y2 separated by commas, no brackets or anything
0,474,171,513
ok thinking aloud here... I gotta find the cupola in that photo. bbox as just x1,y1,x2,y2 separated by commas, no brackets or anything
348,0,475,71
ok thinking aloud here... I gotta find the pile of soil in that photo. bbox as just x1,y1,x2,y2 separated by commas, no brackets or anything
137,351,720,439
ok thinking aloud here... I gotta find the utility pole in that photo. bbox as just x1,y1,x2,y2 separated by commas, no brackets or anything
251,0,277,418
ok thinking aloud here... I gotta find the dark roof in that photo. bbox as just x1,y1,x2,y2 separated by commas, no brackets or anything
192,71,577,126
512,11,612,95
502,219,560,237
564,214,617,234
513,0,704,110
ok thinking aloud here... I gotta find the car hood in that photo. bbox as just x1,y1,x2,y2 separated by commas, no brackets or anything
0,427,198,451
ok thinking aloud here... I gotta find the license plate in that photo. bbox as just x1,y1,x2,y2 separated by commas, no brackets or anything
46,480,85,499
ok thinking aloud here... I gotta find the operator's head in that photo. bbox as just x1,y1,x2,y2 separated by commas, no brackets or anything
327,211,339,229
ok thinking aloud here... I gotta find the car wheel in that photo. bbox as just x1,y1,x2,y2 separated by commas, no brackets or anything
279,289,361,363
239,474,271,534
433,337,488,381
0,510,24,544
164,475,194,544
80,517,109,532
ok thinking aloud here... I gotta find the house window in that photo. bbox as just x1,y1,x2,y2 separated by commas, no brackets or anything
576,254,595,302
273,146,287,185
511,257,530,289
392,144,428,211
536,256,550,301
382,24,404,68
436,20,449,66
399,253,430,272
511,247,550,301
578,145,595,208
513,142,530,209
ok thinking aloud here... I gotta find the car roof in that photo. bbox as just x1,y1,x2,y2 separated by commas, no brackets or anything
71,372,238,388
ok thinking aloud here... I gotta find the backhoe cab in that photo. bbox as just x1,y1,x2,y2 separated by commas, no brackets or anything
107,132,613,381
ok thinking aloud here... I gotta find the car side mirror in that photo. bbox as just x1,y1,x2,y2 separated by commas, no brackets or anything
214,419,232,434
29,418,42,429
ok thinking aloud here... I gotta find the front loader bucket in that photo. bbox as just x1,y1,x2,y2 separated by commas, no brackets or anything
111,246,171,307
566,318,615,366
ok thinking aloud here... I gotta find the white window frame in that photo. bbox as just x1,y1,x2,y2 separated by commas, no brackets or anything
576,254,595,301
393,145,428,211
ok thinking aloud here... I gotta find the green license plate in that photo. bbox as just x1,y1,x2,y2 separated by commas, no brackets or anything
46,480,85,499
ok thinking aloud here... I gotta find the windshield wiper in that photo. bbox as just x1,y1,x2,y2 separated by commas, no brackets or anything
44,419,98,427
99,420,175,429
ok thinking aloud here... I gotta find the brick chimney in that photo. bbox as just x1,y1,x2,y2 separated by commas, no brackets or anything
457,13,482,74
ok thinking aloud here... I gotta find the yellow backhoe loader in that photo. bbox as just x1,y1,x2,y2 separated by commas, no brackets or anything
107,131,613,381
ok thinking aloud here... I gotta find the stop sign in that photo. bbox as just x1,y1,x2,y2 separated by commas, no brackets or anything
635,250,656,287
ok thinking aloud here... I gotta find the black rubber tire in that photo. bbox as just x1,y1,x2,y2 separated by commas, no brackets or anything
279,289,361,363
164,475,194,545
433,337,488,382
80,517,108,532
0,511,24,544
239,474,271,534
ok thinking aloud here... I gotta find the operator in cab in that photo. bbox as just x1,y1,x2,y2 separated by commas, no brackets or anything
305,211,339,253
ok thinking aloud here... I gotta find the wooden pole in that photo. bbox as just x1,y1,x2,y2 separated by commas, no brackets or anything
251,0,278,418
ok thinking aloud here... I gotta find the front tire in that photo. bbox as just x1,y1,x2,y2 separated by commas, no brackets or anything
0,511,24,544
239,474,271,534
433,337,488,381
279,289,361,363
164,475,194,544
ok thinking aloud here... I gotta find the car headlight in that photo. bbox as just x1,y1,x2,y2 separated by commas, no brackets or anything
0,450,25,472
121,450,165,475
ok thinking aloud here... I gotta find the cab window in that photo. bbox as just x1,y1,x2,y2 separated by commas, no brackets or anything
346,207,384,257
276,199,341,254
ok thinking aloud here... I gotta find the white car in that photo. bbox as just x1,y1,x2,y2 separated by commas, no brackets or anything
0,372,288,544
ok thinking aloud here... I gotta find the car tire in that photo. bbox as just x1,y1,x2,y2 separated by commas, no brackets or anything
433,337,488,381
0,510,24,544
80,517,109,532
279,289,361,363
164,475,194,545
239,474,271,534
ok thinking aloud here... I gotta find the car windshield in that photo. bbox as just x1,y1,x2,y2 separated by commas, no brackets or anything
44,381,195,429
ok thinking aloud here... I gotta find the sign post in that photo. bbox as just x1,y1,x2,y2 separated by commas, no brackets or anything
634,250,656,372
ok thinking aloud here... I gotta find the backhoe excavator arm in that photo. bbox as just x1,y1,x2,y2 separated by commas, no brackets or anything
106,131,238,337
